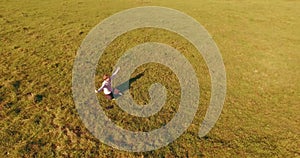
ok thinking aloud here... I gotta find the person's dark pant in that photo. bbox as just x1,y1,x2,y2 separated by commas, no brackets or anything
105,92,114,100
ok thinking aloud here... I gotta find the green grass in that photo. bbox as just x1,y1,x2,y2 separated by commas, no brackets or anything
1,0,299,157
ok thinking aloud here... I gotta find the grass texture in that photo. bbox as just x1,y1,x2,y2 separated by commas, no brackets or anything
0,0,299,157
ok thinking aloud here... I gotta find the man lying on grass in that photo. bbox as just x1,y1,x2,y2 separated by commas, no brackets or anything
95,67,123,100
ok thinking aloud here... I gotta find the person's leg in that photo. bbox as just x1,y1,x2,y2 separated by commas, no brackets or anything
105,93,113,100
113,88,123,95
109,92,114,99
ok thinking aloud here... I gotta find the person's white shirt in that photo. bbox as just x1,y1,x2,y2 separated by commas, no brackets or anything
96,67,120,94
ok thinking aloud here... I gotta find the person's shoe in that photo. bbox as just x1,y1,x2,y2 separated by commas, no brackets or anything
95,90,98,93
119,92,123,96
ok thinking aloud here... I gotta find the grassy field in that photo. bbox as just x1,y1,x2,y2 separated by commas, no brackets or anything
1,0,299,157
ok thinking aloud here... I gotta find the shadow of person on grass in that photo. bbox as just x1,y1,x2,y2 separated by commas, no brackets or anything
113,72,144,99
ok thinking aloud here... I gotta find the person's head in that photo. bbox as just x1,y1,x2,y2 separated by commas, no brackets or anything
103,74,110,81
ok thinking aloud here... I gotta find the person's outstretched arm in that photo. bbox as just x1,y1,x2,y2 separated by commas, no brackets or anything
111,67,120,79
96,82,106,93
